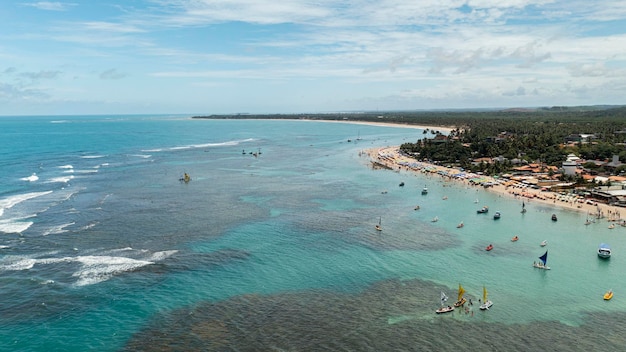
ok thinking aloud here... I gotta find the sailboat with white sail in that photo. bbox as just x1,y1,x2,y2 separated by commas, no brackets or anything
435,291,454,314
533,250,551,270
479,286,493,310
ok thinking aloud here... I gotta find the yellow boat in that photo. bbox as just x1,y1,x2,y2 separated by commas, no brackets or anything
604,289,613,300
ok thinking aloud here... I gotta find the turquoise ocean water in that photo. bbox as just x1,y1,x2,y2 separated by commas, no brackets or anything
1,115,626,351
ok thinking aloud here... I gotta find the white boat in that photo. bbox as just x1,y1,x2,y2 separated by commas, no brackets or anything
431,216,439,222
533,250,551,270
540,240,547,247
435,291,455,314
421,186,428,195
479,286,493,310
456,221,464,228
598,243,611,259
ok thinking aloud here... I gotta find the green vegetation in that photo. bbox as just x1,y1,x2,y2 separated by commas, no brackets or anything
194,106,626,177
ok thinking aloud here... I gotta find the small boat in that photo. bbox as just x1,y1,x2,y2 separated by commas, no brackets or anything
511,235,519,242
604,289,614,300
479,286,493,310
598,243,611,259
493,211,501,220
399,182,405,187
375,217,382,231
521,201,527,213
457,221,464,228
421,186,428,195
435,291,455,314
454,284,467,307
551,214,558,221
533,250,551,270
485,244,494,251
477,206,489,214
179,172,191,183
540,240,547,247
474,199,479,204
442,196,448,200
608,223,615,229
414,205,420,210
431,216,439,222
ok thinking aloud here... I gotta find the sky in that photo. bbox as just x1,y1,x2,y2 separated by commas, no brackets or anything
1,1,626,115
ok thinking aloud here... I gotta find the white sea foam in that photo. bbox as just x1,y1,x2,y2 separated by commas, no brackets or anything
42,222,75,236
73,169,98,174
1,258,36,271
58,165,73,169
20,173,39,182
45,175,74,183
80,155,106,159
129,154,152,159
72,255,153,287
0,191,53,217
0,219,34,234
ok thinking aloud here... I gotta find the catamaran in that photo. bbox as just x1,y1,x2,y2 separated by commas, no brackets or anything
454,284,467,307
479,286,493,310
533,250,551,270
435,291,454,314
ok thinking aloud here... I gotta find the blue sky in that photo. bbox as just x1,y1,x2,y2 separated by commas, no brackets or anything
2,1,626,115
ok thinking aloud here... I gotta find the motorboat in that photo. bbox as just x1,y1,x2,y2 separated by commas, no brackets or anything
493,211,501,220
421,186,428,195
457,221,464,228
598,243,611,259
431,216,439,222
477,206,489,214
551,214,558,221
540,240,547,247
604,289,614,300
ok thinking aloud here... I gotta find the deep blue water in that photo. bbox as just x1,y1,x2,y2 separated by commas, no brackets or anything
1,115,625,351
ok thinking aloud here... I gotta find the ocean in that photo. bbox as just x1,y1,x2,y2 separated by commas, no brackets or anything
1,115,625,351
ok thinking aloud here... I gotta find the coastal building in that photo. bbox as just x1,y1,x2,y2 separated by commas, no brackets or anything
562,154,581,176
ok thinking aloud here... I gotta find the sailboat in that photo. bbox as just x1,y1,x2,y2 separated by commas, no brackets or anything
375,217,382,231
435,291,454,314
454,284,467,307
479,286,493,310
521,201,527,213
533,250,551,270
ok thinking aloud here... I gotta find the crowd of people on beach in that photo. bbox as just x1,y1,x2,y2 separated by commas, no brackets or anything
365,146,625,223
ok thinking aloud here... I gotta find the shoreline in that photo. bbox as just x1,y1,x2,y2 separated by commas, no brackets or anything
365,146,624,223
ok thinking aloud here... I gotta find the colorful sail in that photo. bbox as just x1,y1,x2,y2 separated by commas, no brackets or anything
458,284,466,301
538,251,548,265
483,286,488,302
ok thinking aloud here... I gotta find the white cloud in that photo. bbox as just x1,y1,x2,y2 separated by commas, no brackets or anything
22,1,75,11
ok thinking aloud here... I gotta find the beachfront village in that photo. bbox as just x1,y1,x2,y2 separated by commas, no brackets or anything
391,111,626,208
397,143,626,208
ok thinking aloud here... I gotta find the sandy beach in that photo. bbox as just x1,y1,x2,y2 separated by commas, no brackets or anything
365,146,625,224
